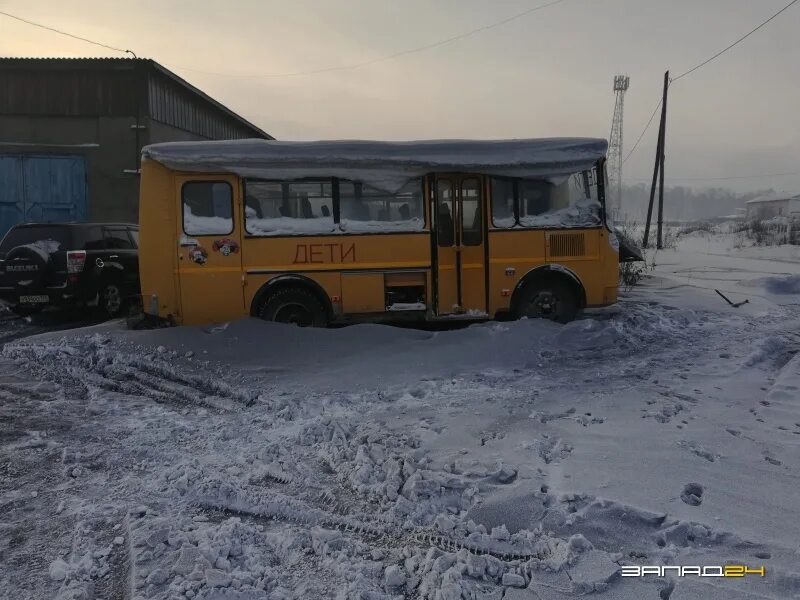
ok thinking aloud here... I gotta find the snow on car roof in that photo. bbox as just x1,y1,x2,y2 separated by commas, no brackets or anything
142,138,607,192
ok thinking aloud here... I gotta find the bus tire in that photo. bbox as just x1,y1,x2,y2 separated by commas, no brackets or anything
514,278,578,323
258,287,328,327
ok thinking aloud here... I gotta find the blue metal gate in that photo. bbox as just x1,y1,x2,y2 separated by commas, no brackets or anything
0,155,88,238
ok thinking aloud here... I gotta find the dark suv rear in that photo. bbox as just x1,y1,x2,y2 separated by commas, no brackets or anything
0,223,140,317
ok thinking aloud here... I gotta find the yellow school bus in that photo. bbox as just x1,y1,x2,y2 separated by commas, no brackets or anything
139,138,618,326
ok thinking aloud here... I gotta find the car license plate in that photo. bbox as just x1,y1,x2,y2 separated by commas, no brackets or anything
18,295,49,304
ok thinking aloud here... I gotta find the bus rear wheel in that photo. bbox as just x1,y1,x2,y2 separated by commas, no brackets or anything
259,287,328,327
515,279,578,323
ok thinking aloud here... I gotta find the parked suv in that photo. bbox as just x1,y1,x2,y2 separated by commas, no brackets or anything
0,223,140,317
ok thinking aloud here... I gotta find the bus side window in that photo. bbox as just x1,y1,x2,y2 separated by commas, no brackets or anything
182,181,233,235
338,179,424,233
520,180,552,217
245,180,334,235
436,180,454,247
490,178,516,228
460,178,482,246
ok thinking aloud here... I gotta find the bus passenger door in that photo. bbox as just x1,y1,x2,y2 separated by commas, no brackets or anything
434,175,487,316
175,176,245,325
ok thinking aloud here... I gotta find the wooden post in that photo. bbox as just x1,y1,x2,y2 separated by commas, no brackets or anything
642,128,661,248
656,71,669,249
643,71,669,249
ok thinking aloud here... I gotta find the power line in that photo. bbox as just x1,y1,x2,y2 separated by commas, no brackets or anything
623,0,800,164
627,169,800,182
1,1,568,79
672,0,800,82
0,10,136,57
166,0,569,78
622,97,661,164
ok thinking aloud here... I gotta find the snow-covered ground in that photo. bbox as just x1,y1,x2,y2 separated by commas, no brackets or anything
2,232,799,600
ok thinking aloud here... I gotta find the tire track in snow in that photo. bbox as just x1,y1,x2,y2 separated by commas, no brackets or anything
3,335,257,412
193,483,549,563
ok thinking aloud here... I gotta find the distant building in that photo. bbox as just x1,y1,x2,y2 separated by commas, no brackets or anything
0,58,272,235
745,192,800,221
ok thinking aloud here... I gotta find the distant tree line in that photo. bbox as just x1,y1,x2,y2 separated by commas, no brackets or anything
619,184,774,222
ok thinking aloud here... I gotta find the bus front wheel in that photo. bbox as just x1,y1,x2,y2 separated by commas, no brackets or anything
259,287,328,327
514,279,578,323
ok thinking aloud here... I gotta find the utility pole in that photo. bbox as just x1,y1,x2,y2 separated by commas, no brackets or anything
656,71,669,249
643,71,670,249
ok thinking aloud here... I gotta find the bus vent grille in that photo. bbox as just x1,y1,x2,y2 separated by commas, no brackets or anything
548,232,586,257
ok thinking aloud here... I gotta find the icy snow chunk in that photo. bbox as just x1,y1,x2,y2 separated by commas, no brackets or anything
502,573,526,588
567,549,619,593
113,536,124,546
146,527,170,547
49,558,69,581
146,568,169,585
434,513,456,533
371,548,386,561
491,466,518,484
439,582,464,600
206,568,232,588
384,565,406,588
680,482,704,506
465,554,487,578
490,525,510,541
566,533,593,553
174,544,210,575
432,554,456,574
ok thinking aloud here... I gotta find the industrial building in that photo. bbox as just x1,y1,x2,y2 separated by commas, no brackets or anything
0,58,272,235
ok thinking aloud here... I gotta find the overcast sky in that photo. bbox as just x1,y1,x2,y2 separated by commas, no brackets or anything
2,0,799,193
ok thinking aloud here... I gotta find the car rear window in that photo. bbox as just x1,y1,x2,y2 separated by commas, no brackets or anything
105,228,134,250
0,226,74,253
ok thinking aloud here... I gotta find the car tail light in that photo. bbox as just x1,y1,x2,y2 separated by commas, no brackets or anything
67,250,87,274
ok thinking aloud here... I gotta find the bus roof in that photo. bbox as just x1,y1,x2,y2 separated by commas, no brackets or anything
142,138,607,192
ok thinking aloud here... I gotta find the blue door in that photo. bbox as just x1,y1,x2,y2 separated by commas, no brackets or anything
0,156,25,238
0,155,88,238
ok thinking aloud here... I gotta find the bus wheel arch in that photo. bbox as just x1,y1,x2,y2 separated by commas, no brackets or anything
250,276,332,327
511,265,586,323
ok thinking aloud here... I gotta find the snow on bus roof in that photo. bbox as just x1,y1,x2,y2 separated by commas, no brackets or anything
142,138,607,192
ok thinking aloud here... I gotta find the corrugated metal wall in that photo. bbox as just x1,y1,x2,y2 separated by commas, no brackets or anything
148,74,253,140
0,59,267,140
0,67,140,117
